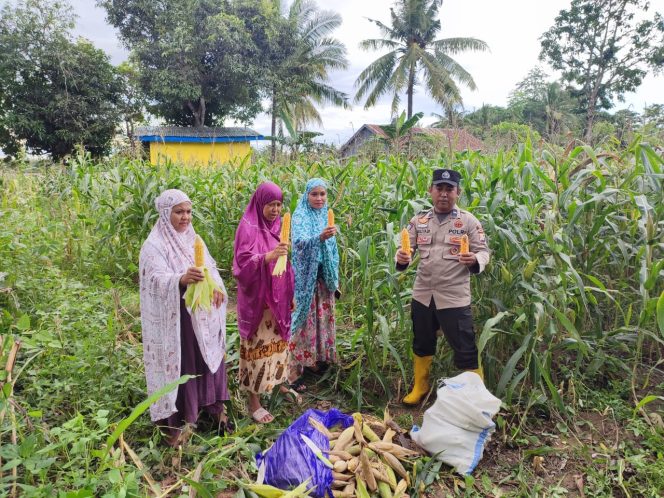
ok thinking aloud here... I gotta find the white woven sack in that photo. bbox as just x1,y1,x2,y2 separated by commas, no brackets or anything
410,371,501,474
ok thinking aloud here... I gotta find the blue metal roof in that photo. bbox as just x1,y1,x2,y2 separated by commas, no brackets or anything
138,135,264,144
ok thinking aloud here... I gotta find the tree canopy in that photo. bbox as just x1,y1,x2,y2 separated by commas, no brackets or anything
354,0,488,119
0,0,122,158
264,0,349,161
99,0,269,127
539,0,664,141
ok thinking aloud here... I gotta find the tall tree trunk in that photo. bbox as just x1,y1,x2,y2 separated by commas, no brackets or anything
407,66,415,119
584,93,598,143
271,87,277,163
188,97,206,128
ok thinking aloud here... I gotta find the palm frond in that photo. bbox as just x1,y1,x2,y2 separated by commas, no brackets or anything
432,50,478,90
431,37,490,55
359,39,401,52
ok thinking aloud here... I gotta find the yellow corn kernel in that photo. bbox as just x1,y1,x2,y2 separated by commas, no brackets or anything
400,228,411,254
194,235,205,267
280,212,291,243
460,234,469,255
328,208,335,227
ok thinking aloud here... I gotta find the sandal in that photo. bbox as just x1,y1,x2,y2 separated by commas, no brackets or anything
289,377,307,392
280,386,303,405
251,407,274,424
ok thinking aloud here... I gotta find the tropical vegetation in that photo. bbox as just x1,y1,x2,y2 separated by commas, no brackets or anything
2,136,663,496
354,0,488,119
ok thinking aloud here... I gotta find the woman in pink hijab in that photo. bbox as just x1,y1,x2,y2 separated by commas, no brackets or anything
139,189,229,447
233,182,296,423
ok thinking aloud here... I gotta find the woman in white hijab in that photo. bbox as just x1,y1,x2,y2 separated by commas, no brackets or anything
139,189,229,446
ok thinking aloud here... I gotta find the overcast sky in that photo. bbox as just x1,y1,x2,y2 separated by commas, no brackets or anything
70,0,664,145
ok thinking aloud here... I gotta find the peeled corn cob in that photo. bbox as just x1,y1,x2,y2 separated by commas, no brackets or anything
280,212,291,241
400,228,411,255
328,208,335,227
272,212,291,276
459,233,469,255
194,235,205,266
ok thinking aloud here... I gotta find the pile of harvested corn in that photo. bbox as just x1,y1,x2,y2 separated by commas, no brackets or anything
314,410,423,498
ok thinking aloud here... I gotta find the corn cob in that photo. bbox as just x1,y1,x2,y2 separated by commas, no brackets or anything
272,213,291,276
331,491,353,498
383,428,396,443
194,235,205,267
381,452,408,481
392,480,408,498
459,233,469,255
356,477,371,498
346,445,361,456
368,441,419,458
377,479,393,498
328,208,335,227
333,426,355,452
309,417,334,439
333,461,348,473
329,450,354,461
400,228,411,255
332,488,355,498
359,448,377,491
280,212,291,242
184,234,224,312
332,470,351,481
362,423,381,443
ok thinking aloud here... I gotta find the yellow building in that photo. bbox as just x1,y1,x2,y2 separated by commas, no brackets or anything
135,126,264,167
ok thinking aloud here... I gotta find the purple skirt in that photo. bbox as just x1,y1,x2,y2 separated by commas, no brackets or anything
158,298,228,435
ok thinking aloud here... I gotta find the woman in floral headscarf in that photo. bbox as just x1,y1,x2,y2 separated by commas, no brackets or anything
139,189,229,447
288,178,339,389
233,182,296,424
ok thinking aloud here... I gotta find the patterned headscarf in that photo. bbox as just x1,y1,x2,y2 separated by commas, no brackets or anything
233,182,294,340
139,189,227,421
291,178,339,332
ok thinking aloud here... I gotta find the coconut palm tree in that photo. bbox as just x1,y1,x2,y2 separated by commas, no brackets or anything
268,0,349,161
355,0,488,119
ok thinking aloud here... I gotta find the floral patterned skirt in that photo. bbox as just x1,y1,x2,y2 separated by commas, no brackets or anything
239,308,289,394
288,280,336,379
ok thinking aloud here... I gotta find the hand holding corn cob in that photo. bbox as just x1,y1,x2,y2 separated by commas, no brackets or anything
183,235,225,312
459,234,469,255
319,208,337,241
396,228,412,265
272,213,291,276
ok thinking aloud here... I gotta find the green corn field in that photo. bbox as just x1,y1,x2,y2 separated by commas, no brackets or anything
1,138,663,496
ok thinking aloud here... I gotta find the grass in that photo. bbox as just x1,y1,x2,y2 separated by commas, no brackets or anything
1,138,663,496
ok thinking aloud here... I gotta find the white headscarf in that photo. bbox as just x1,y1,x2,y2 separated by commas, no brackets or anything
139,189,227,421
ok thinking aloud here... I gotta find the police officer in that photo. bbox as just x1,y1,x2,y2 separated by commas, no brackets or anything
396,168,490,406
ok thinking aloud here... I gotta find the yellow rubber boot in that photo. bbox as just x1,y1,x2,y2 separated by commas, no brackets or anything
467,367,484,380
402,355,433,406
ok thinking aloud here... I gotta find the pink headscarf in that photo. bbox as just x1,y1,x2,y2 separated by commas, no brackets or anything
233,182,294,340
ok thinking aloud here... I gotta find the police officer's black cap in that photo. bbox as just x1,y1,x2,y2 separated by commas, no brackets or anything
431,169,461,187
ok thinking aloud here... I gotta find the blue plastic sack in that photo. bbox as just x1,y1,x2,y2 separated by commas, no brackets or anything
256,408,353,498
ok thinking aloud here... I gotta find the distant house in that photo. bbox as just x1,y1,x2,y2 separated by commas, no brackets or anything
135,126,264,167
339,124,484,158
